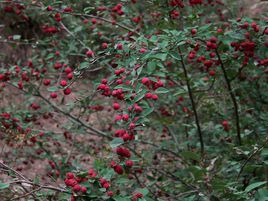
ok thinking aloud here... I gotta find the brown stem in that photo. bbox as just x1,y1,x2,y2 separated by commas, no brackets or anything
178,47,204,156
237,137,268,179
215,48,242,145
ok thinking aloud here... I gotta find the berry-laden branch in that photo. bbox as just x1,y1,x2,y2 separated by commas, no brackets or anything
215,48,242,146
178,46,205,156
5,81,111,140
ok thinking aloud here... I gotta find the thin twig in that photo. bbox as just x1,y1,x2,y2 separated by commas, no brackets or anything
237,137,268,179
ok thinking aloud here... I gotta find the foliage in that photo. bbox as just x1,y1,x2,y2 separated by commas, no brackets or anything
0,0,267,201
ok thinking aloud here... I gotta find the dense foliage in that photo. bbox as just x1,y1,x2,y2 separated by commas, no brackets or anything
0,0,267,200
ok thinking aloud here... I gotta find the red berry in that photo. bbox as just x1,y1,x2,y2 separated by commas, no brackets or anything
114,165,124,174
209,70,215,76
145,92,152,99
141,77,150,85
63,88,71,95
151,94,158,100
113,103,120,110
116,43,123,50
43,79,51,86
122,114,129,121
102,43,108,49
81,187,87,193
47,6,53,11
65,67,72,74
222,120,229,127
125,160,134,167
73,184,81,192
67,72,73,80
107,191,113,197
86,50,94,57
60,80,67,87
191,28,197,35
139,48,147,53
66,172,75,179
91,18,97,24
103,182,110,189
50,92,57,99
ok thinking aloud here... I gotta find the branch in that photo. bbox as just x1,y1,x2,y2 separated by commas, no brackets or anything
178,47,205,156
5,81,111,140
215,48,242,145
237,137,268,179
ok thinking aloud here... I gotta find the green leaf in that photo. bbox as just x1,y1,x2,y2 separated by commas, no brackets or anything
47,86,58,92
84,7,94,14
113,197,131,201
136,188,149,196
114,85,133,91
110,138,124,148
155,87,169,94
255,189,268,201
133,93,145,102
0,182,9,190
152,53,168,61
245,181,267,193
181,151,200,161
13,35,21,40
144,53,168,61
142,107,154,117
79,62,89,70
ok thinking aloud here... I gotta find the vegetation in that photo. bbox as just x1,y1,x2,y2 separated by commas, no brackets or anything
0,0,267,200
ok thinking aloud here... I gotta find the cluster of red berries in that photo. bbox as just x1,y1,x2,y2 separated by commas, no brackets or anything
141,77,164,94
42,25,59,34
65,169,117,201
189,0,203,6
3,2,27,19
116,147,131,158
169,0,184,7
111,3,124,16
64,172,88,194
114,129,135,142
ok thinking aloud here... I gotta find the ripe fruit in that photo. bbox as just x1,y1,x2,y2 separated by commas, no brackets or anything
65,67,72,74
151,94,158,100
122,114,129,121
141,77,150,85
102,43,108,49
114,165,124,174
116,43,123,50
139,48,147,53
64,88,71,95
191,28,197,35
107,191,113,197
66,172,75,179
209,70,215,76
125,160,134,168
73,184,81,192
222,120,230,131
81,187,87,193
113,102,120,110
50,92,57,99
47,6,53,11
86,50,94,57
43,79,51,86
67,72,73,80
60,80,67,87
